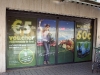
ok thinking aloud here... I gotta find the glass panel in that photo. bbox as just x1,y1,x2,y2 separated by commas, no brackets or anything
74,22,92,62
37,19,56,65
7,17,37,68
58,21,74,63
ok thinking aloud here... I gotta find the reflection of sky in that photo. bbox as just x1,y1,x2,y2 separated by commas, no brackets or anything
37,19,74,42
38,19,56,27
58,21,74,29
58,21,74,41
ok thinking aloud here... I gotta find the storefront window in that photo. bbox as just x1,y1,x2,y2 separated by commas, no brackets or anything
6,10,93,69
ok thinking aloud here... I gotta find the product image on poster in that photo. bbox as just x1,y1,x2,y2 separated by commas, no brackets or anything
58,21,74,63
75,21,92,62
19,49,34,64
7,17,37,68
77,42,91,58
37,19,56,65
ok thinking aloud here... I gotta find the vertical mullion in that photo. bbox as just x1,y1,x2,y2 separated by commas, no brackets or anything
73,21,76,62
36,18,38,66
55,17,59,64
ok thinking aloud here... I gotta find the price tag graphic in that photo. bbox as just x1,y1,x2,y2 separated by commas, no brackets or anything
77,30,91,40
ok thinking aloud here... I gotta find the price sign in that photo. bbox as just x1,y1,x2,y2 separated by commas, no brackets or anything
77,30,91,40
75,22,92,62
12,20,32,35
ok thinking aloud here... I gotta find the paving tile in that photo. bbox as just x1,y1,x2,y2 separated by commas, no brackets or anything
43,68,55,75
24,69,33,75
4,62,100,75
33,69,44,75
29,69,38,75
19,70,26,75
13,70,21,75
8,71,14,75
1,73,8,75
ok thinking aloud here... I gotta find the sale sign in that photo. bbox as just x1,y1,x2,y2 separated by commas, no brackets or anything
74,22,92,62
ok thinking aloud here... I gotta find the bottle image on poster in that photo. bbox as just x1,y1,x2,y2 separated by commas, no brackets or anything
37,19,56,65
7,17,37,68
58,21,74,63
77,42,91,58
75,22,92,62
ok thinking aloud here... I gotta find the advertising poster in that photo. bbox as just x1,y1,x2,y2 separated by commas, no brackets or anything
37,19,56,65
74,22,92,62
7,17,37,68
58,21,74,63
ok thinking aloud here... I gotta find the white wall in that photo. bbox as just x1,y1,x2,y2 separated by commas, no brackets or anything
0,0,100,73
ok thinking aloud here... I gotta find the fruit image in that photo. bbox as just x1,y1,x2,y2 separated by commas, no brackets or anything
59,39,74,51
62,44,66,49
66,40,72,47
66,45,70,50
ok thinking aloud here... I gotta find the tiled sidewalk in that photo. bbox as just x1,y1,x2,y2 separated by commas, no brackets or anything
1,62,100,75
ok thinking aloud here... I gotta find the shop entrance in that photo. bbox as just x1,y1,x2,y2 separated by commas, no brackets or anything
6,10,93,69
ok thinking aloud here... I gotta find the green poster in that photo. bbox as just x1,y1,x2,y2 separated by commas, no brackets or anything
74,22,92,62
7,17,37,68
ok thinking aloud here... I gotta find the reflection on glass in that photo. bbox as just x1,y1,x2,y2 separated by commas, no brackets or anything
58,21,74,63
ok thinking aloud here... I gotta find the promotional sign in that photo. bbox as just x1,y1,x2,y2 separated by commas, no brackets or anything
74,22,92,62
7,17,37,68
58,21,74,63
37,19,56,65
